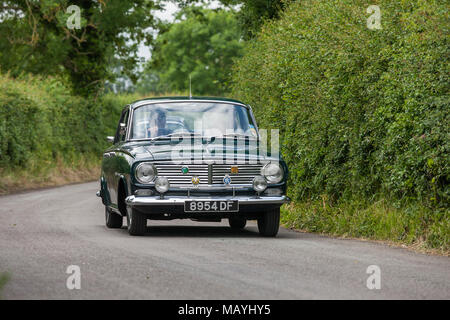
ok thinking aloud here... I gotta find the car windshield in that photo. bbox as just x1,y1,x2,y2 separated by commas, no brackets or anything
130,102,258,140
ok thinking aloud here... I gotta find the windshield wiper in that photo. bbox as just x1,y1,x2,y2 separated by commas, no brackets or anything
220,133,255,139
149,132,202,141
166,132,203,138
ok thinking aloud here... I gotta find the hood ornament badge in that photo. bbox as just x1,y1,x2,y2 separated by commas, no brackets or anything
223,174,232,185
191,176,200,186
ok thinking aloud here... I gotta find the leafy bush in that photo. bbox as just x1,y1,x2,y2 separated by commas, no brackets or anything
231,0,448,249
232,0,449,208
0,74,175,194
0,74,132,173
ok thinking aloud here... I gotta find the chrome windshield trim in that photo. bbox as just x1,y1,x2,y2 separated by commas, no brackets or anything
126,100,253,142
131,99,249,110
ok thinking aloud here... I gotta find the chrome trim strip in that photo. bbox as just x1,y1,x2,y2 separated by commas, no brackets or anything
133,182,285,189
125,195,290,206
125,104,132,141
131,99,249,110
132,184,255,189
175,184,251,190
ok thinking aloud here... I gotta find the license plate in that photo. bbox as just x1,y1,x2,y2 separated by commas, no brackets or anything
184,200,239,212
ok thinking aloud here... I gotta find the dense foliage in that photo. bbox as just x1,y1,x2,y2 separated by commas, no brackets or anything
231,0,449,209
0,0,160,96
177,0,287,39
220,0,286,39
0,74,128,171
139,6,243,95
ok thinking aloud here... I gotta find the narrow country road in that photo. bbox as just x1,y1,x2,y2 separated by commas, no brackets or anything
0,182,448,299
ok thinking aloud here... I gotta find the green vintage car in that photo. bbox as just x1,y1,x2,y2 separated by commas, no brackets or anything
97,97,290,236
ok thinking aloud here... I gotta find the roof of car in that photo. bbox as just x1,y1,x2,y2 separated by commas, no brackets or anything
129,96,248,108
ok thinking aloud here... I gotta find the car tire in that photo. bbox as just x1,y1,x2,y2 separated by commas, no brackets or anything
228,217,246,229
257,207,280,237
126,207,147,236
105,206,123,228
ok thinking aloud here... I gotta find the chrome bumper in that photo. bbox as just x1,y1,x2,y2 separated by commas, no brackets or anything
125,195,290,206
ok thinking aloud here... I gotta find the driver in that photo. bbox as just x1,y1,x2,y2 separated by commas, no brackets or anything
147,109,169,138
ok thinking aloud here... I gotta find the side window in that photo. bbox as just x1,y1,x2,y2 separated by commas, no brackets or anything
114,108,129,143
121,110,129,141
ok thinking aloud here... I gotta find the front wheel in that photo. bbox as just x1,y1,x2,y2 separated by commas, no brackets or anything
257,208,280,237
105,206,123,229
126,207,147,236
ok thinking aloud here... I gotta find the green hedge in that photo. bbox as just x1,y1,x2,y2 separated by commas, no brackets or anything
231,0,449,208
0,74,135,173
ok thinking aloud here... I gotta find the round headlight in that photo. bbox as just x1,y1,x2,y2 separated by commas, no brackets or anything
155,176,170,193
253,176,267,193
262,163,284,184
135,163,156,184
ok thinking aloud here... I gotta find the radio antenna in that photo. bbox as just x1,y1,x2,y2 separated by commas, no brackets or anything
189,75,192,99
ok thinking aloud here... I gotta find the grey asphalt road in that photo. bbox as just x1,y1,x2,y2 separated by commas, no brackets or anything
0,182,449,299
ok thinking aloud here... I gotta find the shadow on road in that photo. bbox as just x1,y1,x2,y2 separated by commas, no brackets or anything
139,225,261,238
96,223,302,239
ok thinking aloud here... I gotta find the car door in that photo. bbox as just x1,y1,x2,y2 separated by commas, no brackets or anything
107,106,129,207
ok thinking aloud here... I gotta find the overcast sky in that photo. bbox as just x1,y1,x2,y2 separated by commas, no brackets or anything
136,2,177,61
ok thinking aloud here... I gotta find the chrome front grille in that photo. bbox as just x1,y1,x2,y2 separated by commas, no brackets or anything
153,161,264,187
212,164,263,185
154,163,209,186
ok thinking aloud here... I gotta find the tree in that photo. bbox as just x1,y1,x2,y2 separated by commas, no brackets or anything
221,0,286,39
0,0,161,96
175,0,287,40
140,6,243,96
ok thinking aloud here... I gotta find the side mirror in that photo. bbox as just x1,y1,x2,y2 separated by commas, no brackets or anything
106,136,114,143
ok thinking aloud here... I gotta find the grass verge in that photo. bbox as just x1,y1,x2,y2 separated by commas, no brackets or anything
0,272,10,299
281,200,449,256
0,155,100,196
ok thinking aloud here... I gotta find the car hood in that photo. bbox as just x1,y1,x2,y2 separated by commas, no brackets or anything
123,138,276,162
